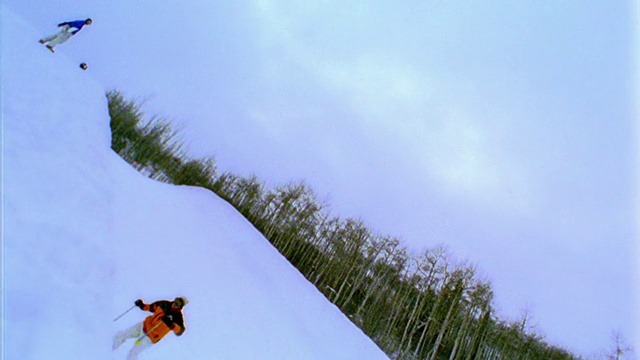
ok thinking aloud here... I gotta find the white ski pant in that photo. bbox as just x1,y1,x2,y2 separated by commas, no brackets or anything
113,322,154,360
40,29,73,48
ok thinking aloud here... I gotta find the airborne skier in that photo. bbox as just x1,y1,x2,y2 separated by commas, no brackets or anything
113,297,188,359
39,18,92,53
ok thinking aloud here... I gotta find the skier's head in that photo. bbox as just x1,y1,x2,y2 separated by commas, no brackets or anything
85,18,92,25
173,297,188,309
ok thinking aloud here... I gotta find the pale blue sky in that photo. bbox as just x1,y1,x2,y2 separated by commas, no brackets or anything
5,1,637,356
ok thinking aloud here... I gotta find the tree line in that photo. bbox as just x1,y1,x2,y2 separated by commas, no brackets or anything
107,90,578,359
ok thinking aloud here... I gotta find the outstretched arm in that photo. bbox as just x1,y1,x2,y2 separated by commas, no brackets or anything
170,311,186,336
172,323,186,336
135,299,152,312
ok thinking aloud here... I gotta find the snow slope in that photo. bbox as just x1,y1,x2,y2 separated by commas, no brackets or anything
1,6,389,359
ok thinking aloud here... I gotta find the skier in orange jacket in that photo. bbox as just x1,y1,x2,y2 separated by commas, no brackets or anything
113,297,188,359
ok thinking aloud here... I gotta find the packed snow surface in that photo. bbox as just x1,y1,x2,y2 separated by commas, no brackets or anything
2,6,389,359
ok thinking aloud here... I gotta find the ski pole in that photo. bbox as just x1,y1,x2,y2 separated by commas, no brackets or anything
135,323,161,345
113,305,137,322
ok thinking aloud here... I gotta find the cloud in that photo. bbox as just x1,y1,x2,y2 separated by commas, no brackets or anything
418,107,534,211
251,0,534,212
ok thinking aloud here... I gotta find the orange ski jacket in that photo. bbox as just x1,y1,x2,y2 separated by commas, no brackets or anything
139,300,186,343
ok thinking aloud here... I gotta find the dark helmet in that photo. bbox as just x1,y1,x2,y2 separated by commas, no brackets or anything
85,18,93,24
174,297,189,308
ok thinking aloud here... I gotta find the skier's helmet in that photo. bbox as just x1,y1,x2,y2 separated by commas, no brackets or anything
174,297,189,308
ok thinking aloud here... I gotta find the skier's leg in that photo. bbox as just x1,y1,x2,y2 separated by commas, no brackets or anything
39,31,61,43
127,336,153,360
113,322,144,350
46,31,73,48
40,29,64,44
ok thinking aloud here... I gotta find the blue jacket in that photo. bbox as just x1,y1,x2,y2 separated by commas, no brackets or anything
57,20,88,35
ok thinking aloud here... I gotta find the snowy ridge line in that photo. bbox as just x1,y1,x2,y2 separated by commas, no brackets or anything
2,5,389,359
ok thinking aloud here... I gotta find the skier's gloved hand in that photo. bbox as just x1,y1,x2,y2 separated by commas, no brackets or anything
135,299,144,309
